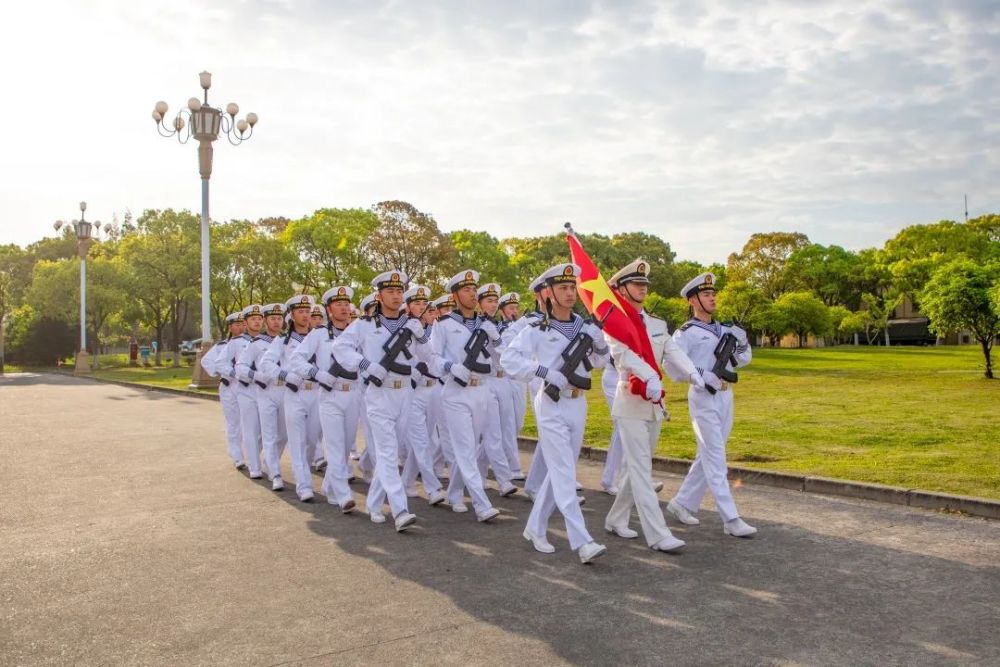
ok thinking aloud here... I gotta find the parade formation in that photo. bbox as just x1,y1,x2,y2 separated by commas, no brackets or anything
200,233,757,565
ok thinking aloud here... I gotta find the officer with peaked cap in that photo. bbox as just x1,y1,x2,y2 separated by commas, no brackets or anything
476,281,519,497
399,284,448,504
497,291,527,480
235,303,288,490
423,269,502,522
501,263,610,564
287,286,362,513
260,295,322,502
602,259,702,552
332,270,432,532
202,312,246,470
666,273,757,537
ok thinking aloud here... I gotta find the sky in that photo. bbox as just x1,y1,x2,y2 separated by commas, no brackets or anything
1,0,997,264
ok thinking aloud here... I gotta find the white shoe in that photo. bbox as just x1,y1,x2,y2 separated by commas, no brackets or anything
605,524,639,539
652,535,686,552
452,503,469,513
525,490,536,502
477,507,500,523
511,473,526,481
577,495,586,505
271,476,284,492
499,482,518,497
341,499,356,514
370,511,386,524
395,512,417,532
724,518,758,537
653,481,664,493
249,471,263,480
522,528,555,554
350,452,360,461
404,486,419,498
575,482,583,491
601,484,619,496
667,500,700,525
299,489,314,503
313,457,327,472
428,490,447,506
578,541,607,564
234,460,246,470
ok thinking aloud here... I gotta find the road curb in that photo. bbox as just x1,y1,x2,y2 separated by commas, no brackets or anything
517,436,1000,520
49,373,998,521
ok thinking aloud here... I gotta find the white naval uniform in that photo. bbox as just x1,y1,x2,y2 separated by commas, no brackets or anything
604,311,697,546
427,312,498,514
501,314,608,550
235,333,284,480
401,361,445,496
201,340,244,465
505,311,548,497
670,319,752,522
495,319,525,477
599,359,623,491
288,324,361,508
260,329,321,499
219,334,263,476
332,314,431,518
479,320,516,488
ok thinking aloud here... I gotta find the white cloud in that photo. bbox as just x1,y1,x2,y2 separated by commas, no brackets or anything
0,0,996,264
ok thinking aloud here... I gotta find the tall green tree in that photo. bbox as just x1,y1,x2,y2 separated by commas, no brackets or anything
919,259,1000,379
446,230,517,293
365,201,455,285
282,208,377,294
767,291,832,348
726,231,810,299
785,244,863,307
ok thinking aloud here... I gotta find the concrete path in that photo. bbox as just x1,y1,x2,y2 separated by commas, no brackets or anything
2,372,998,666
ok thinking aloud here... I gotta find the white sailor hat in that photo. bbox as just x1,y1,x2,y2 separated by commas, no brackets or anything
540,263,581,286
680,272,717,298
285,294,316,311
404,285,430,303
309,303,325,317
262,303,285,317
432,293,456,309
477,282,501,300
241,304,264,319
498,292,520,308
371,270,408,291
609,258,650,287
528,275,546,293
322,285,354,304
359,292,378,312
225,312,243,324
447,269,480,292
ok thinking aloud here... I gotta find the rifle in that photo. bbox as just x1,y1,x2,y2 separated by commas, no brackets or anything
454,322,492,386
318,357,358,391
705,332,739,395
366,327,413,387
543,322,600,402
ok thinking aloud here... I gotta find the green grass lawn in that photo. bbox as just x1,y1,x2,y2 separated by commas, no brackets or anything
85,353,217,393
523,346,1000,500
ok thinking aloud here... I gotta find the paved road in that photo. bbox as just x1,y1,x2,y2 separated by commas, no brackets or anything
2,373,999,666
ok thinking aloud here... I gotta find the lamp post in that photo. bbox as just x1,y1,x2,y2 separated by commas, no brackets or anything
54,202,101,374
151,71,258,388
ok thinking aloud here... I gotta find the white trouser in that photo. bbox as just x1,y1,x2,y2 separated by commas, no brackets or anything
402,383,443,494
500,377,524,476
218,383,244,465
441,381,493,514
527,391,593,550
606,417,674,546
673,389,739,522
357,396,375,474
431,384,454,470
524,378,546,494
235,383,263,475
317,384,361,506
284,387,321,497
479,376,514,486
363,379,412,518
600,383,624,490
256,384,287,480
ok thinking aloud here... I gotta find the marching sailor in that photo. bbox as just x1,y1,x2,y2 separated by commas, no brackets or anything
235,303,288,488
399,284,447,505
260,295,322,502
429,293,458,472
501,263,610,564
287,286,362,513
352,291,379,478
602,259,702,552
477,281,519,497
427,270,504,522
497,291,526,480
666,273,757,537
228,304,266,480
202,312,246,470
331,270,428,532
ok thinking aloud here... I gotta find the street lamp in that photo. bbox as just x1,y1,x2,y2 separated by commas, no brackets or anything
54,202,103,375
151,71,258,388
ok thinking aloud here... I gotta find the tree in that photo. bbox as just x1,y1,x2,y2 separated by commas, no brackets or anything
644,293,690,331
0,245,32,372
119,209,200,366
446,230,516,293
364,201,454,285
770,291,832,347
716,280,769,341
919,259,1000,379
838,310,870,345
860,292,902,345
826,305,852,344
785,244,863,307
5,305,76,366
726,232,810,299
282,208,378,296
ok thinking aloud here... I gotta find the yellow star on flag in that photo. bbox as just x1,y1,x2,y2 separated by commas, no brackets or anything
579,275,627,317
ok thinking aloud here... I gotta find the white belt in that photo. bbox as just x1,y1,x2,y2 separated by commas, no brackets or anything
333,382,354,392
559,387,585,399
494,370,505,378
378,377,410,390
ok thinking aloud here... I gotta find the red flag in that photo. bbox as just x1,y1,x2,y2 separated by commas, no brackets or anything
566,229,662,401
